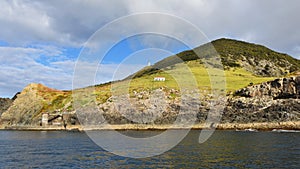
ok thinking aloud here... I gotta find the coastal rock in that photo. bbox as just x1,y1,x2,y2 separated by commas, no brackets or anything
75,89,202,126
225,76,300,123
1,77,300,129
223,98,300,123
0,98,13,116
1,84,45,125
0,83,68,125
235,76,300,99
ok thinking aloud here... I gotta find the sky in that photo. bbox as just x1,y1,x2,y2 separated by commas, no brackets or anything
1,0,300,98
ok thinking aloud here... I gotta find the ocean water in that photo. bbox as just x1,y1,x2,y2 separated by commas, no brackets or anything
0,130,299,168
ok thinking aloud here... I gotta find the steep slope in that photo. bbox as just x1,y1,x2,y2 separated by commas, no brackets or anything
1,83,72,125
0,98,13,116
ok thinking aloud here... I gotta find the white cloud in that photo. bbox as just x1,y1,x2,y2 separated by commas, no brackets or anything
1,0,300,54
0,45,71,97
1,0,300,97
0,0,129,46
0,0,62,45
0,45,146,97
73,61,145,90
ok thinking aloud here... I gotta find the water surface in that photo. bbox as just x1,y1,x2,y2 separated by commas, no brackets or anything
0,130,299,168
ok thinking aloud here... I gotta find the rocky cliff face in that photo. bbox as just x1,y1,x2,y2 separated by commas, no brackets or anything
0,83,69,125
222,76,300,123
0,98,13,116
2,77,300,127
1,84,45,125
77,76,300,126
75,88,202,125
238,56,290,77
235,76,300,99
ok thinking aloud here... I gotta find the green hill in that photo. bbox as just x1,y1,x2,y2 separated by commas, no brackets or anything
130,38,300,78
1,38,300,126
124,38,300,94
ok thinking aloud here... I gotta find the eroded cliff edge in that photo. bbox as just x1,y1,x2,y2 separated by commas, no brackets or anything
221,76,300,129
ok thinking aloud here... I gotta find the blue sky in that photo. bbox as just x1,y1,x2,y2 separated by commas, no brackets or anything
1,0,300,98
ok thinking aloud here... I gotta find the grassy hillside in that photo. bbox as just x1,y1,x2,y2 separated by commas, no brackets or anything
2,38,300,125
125,38,300,94
212,38,300,70
124,60,275,94
131,38,300,78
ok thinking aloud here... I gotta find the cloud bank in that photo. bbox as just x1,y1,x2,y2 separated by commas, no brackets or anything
0,0,300,97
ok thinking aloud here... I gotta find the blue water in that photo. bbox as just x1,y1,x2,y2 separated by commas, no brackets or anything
0,130,299,168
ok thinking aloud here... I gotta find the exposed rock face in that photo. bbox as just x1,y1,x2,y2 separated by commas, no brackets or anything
223,97,300,123
224,76,300,123
1,77,300,128
211,38,300,76
75,88,203,126
0,98,13,116
235,76,300,99
239,56,287,77
0,83,66,125
75,77,300,127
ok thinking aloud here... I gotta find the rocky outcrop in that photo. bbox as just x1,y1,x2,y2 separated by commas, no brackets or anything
1,84,46,125
0,83,68,125
0,98,13,116
235,76,300,99
75,88,203,126
71,80,300,128
224,76,300,124
223,97,300,123
238,56,288,77
1,77,300,129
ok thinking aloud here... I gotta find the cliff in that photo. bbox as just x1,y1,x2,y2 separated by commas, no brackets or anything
223,76,300,124
0,98,13,116
75,76,300,127
1,83,73,125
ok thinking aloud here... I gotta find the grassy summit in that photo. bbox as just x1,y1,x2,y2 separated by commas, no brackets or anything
124,38,300,94
131,38,300,78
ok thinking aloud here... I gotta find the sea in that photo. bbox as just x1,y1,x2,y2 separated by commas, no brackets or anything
0,130,299,168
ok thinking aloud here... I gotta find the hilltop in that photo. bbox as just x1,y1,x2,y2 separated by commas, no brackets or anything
131,38,300,78
1,38,300,130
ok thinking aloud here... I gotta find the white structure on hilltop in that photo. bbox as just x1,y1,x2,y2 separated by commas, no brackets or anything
154,77,165,81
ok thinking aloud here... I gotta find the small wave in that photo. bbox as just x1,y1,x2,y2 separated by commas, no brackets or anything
244,128,258,132
235,129,258,132
271,129,300,133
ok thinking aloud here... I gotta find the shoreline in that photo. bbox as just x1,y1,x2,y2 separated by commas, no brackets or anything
1,121,300,131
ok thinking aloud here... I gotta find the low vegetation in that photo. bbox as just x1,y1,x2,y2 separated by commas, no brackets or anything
2,38,299,125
